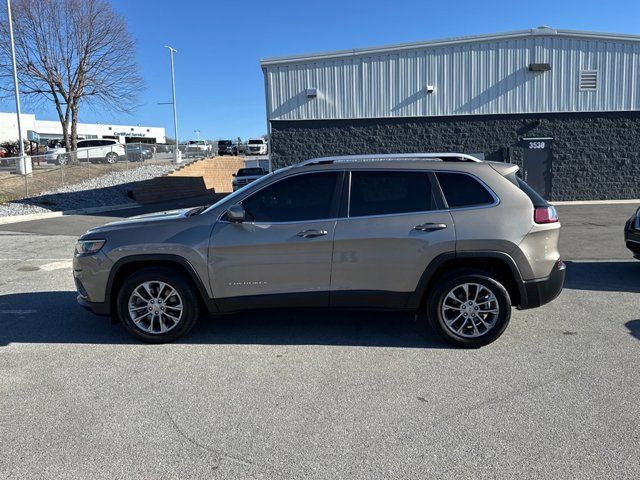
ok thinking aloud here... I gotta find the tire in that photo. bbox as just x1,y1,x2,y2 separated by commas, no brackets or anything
116,267,201,343
425,270,511,347
105,152,118,164
57,154,69,165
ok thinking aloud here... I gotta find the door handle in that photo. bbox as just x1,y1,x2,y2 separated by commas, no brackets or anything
414,223,447,232
296,229,328,238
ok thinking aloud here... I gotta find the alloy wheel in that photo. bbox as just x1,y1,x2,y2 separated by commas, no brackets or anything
127,281,184,334
441,282,500,338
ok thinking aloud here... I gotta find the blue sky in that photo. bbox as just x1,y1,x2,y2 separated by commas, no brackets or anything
4,0,640,140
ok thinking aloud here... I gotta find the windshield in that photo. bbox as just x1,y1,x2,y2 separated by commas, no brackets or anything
248,140,264,145
218,140,232,146
237,168,264,176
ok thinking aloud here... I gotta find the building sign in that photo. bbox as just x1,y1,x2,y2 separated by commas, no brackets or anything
114,131,146,137
27,130,39,141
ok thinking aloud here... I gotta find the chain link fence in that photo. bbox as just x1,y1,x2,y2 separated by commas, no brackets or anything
0,142,210,203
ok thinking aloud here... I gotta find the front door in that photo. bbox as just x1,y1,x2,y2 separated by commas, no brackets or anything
330,170,456,308
522,138,553,200
209,171,343,311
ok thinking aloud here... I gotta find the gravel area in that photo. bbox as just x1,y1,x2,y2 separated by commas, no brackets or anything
0,164,174,216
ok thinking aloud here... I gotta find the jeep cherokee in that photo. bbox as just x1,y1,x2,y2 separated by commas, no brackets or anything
74,153,565,347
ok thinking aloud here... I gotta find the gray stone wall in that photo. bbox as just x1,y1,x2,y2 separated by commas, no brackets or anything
270,112,640,201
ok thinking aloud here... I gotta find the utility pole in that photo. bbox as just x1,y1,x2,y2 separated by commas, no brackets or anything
7,0,30,194
164,45,180,163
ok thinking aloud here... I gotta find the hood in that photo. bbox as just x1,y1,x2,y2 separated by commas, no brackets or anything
83,207,196,235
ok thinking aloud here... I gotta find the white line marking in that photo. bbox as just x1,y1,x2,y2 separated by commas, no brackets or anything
0,309,37,315
40,260,73,271
0,258,70,261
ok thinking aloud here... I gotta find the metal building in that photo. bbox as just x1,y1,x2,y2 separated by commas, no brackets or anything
261,27,640,201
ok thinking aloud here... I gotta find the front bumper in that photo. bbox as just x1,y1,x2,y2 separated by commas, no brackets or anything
73,250,113,315
77,294,110,316
518,260,566,309
624,222,640,259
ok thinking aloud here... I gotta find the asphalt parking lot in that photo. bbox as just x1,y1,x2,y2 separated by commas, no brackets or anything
1,204,639,479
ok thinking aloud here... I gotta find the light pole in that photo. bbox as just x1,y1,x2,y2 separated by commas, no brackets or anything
194,129,200,141
164,45,180,163
6,0,30,194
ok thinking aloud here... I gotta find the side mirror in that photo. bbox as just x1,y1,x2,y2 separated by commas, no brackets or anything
226,204,246,223
232,173,236,177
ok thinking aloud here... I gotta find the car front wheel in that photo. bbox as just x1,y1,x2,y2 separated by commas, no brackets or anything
426,270,511,347
116,267,201,343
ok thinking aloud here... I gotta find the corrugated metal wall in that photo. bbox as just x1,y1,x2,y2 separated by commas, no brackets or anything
263,35,640,121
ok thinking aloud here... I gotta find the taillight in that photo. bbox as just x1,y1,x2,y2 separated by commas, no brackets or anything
534,206,559,224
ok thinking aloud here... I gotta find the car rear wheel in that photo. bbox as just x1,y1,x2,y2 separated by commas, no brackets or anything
105,152,118,164
57,154,69,165
116,268,200,343
426,270,511,347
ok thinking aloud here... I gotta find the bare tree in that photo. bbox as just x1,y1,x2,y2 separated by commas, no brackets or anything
0,0,143,151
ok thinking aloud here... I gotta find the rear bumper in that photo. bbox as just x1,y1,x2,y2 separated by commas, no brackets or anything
624,228,640,259
518,260,566,309
77,294,110,316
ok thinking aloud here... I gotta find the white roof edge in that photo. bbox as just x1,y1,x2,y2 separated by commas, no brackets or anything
260,27,640,66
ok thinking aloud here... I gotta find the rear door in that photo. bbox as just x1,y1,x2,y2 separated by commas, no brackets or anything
522,138,553,200
76,140,95,161
330,169,456,308
209,171,343,310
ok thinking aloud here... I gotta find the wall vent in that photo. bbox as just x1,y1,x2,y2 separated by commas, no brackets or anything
579,70,598,91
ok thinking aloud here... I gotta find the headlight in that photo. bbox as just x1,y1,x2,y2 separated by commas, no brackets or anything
75,239,106,255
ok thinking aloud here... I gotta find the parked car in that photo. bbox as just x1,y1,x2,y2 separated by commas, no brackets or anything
217,140,234,156
47,139,65,149
155,144,173,154
624,207,640,259
246,138,268,155
47,139,126,165
125,144,154,162
185,140,212,157
74,153,564,347
0,146,10,166
232,167,267,191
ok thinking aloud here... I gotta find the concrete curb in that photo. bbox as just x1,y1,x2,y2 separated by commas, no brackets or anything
552,199,640,206
0,202,138,225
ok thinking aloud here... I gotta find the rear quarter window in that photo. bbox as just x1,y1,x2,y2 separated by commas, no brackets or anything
436,172,495,208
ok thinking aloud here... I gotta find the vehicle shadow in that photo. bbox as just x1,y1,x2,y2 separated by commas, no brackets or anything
624,320,640,341
563,260,640,293
0,291,448,348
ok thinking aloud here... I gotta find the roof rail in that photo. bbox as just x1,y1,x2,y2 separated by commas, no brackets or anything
297,153,483,167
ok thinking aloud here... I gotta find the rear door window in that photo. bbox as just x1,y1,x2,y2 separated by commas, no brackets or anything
435,172,495,208
349,170,435,217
